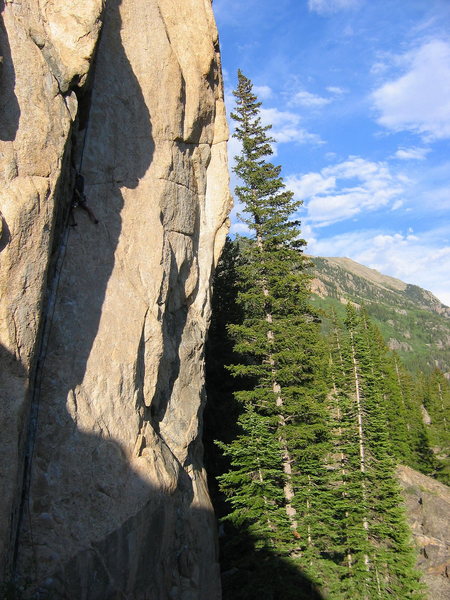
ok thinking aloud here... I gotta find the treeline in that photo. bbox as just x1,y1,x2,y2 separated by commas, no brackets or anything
204,71,450,599
206,237,449,599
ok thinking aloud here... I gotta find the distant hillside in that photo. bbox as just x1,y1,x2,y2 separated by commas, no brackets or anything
310,256,450,375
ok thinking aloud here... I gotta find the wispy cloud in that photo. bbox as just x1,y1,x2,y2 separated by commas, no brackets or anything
289,90,331,108
287,157,407,226
371,39,450,140
260,107,324,145
370,61,389,76
286,84,346,109
308,0,362,16
326,86,347,95
394,147,431,160
253,85,273,99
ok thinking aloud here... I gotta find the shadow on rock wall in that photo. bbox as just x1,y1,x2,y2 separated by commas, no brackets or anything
0,340,218,598
55,0,154,382
20,436,217,599
6,1,222,598
0,344,26,581
0,1,20,141
4,0,191,596
0,211,10,251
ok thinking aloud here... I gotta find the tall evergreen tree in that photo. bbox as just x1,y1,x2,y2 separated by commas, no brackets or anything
327,305,425,599
210,71,425,599
219,70,335,589
418,369,450,484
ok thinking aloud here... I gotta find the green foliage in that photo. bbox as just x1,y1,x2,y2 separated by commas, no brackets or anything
327,306,425,599
310,257,450,374
217,409,291,551
220,70,332,592
204,237,246,516
417,369,450,484
206,72,427,600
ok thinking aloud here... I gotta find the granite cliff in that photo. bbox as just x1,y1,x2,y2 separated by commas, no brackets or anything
398,466,450,600
0,0,230,598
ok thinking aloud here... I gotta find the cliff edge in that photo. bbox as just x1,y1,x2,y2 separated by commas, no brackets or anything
398,466,450,600
0,0,231,598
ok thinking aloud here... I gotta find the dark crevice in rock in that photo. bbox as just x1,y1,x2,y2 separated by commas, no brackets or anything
0,1,20,140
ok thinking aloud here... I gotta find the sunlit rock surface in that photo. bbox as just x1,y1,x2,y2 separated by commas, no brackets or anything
0,0,230,597
398,465,450,600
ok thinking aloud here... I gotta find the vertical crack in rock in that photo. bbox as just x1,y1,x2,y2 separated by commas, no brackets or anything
1,0,231,597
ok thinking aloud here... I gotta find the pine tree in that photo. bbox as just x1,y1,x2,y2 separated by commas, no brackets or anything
220,70,333,586
210,71,425,599
328,305,425,599
216,408,290,552
204,237,244,516
385,353,436,473
419,369,450,484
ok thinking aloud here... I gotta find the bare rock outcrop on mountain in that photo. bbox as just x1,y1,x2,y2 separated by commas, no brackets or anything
398,466,450,600
0,0,230,597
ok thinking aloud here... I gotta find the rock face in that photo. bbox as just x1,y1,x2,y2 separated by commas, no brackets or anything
398,466,450,600
0,0,230,597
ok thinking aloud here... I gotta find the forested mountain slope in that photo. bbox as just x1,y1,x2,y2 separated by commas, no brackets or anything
310,256,450,375
205,74,449,600
206,242,450,599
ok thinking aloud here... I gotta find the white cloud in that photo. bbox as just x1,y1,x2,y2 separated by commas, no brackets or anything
288,172,336,199
326,86,347,95
287,157,406,226
394,147,431,160
230,220,251,236
372,40,450,140
308,227,450,306
253,85,273,99
308,0,361,15
260,107,324,145
261,107,299,128
370,61,388,76
290,90,331,108
287,86,346,109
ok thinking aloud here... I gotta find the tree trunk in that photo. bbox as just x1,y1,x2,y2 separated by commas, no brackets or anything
258,233,298,534
349,331,370,575
330,350,353,570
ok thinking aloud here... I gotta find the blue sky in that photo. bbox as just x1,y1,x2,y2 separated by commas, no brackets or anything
213,0,450,305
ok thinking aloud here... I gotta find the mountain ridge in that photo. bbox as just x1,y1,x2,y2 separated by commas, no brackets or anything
310,256,450,375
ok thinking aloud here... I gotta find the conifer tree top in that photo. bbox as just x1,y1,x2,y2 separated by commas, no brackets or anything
230,71,303,247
